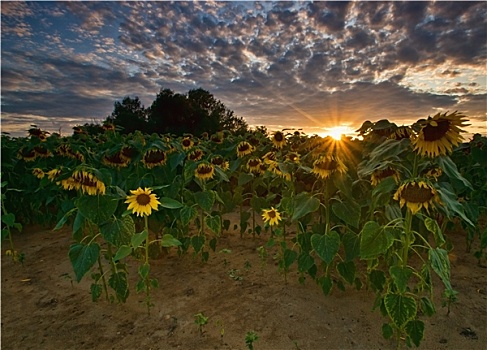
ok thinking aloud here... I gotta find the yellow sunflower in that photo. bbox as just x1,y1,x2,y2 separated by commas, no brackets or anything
389,126,414,140
312,156,347,179
195,162,215,181
32,168,45,179
423,167,443,180
271,131,286,149
262,207,282,226
17,148,37,162
286,152,300,163
71,170,106,196
47,168,62,181
370,167,401,186
60,176,82,191
120,146,136,162
181,137,194,151
246,158,262,173
211,156,229,171
142,148,167,169
236,141,254,158
393,180,441,215
188,149,204,161
262,151,276,164
103,151,130,168
125,187,161,217
411,111,469,158
33,146,52,158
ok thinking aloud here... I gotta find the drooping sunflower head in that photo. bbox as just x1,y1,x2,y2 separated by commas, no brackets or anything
181,137,194,151
211,155,229,171
188,148,204,161
370,167,401,186
262,207,282,226
47,168,62,181
195,162,215,181
389,126,414,140
393,179,441,215
312,155,348,179
211,133,224,144
236,141,254,158
422,167,443,180
412,111,469,158
286,152,300,163
142,148,167,169
33,146,52,158
271,131,286,149
32,168,45,179
71,169,106,196
103,151,130,168
246,158,262,173
262,151,276,164
120,146,136,162
125,187,161,217
17,147,37,162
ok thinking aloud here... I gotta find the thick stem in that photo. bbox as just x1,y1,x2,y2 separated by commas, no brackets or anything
402,209,413,268
97,256,109,302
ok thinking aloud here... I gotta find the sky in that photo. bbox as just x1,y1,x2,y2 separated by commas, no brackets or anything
1,1,486,139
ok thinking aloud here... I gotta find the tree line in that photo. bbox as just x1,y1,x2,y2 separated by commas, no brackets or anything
81,87,248,136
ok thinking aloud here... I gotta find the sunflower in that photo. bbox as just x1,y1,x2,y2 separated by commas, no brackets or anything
47,168,62,181
103,151,130,168
188,149,204,161
211,133,223,144
262,207,282,226
125,187,161,217
312,156,347,179
236,141,254,158
393,179,441,215
423,167,443,180
262,151,276,164
211,156,229,171
60,176,81,191
181,137,194,151
370,167,401,186
411,111,469,158
32,168,45,179
267,161,291,181
120,146,136,162
17,148,37,162
271,131,286,149
142,148,167,169
389,126,414,140
71,170,106,195
33,146,52,158
286,152,300,163
246,158,262,173
195,162,215,181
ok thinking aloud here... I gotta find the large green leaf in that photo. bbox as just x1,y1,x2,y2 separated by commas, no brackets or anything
389,266,413,293
311,231,340,265
297,252,314,273
1,213,15,227
405,320,425,347
360,221,394,259
159,197,183,209
191,235,205,253
291,192,320,221
428,248,453,290
75,195,119,225
238,172,254,186
205,214,222,235
332,200,360,228
384,293,417,327
180,205,197,226
194,191,215,212
424,217,445,247
69,242,101,283
337,261,355,285
283,249,298,270
131,229,148,248
161,234,182,247
342,230,360,262
100,215,135,247
437,156,472,190
437,183,474,227
369,270,386,293
108,271,129,303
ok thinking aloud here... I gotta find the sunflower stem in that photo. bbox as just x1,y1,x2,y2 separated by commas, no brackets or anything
144,215,151,315
402,209,413,268
97,256,109,302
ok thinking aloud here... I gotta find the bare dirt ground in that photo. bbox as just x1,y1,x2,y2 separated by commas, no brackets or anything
1,213,486,350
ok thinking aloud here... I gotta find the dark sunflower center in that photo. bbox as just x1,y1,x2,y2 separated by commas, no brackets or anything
248,159,260,167
137,193,151,205
106,153,125,164
238,144,250,152
182,139,191,147
274,133,284,142
145,151,166,163
268,211,276,218
402,184,434,203
211,157,223,165
423,120,450,141
190,151,202,160
377,168,395,179
197,165,213,175
122,147,135,158
34,146,48,154
316,159,337,170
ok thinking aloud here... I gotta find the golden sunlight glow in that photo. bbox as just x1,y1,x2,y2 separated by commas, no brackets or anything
323,125,355,140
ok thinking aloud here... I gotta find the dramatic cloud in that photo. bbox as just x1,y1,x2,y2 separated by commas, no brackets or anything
1,1,485,137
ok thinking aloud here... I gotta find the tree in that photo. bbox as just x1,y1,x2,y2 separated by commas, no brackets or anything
106,96,148,134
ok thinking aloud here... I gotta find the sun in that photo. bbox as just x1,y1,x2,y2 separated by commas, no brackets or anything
324,125,354,140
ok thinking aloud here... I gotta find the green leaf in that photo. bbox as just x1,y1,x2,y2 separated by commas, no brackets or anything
161,234,182,247
382,323,394,340
139,263,150,279
191,235,205,253
69,243,101,283
72,211,85,242
113,245,132,261
297,252,314,273
342,230,360,262
180,205,197,226
318,276,333,295
194,191,215,212
283,249,298,269
75,195,119,225
311,231,340,265
108,271,130,303
131,229,148,248
437,156,472,190
428,248,453,290
424,217,445,247
332,200,360,228
1,228,9,241
437,184,474,227
159,197,183,209
291,192,320,221
369,269,386,293
384,293,417,327
360,221,394,259
405,320,425,347
100,216,135,247
1,213,15,227
250,196,268,213
90,283,102,302
389,266,413,293
205,214,221,235
420,297,436,317
238,172,254,186
53,208,77,231
337,261,356,285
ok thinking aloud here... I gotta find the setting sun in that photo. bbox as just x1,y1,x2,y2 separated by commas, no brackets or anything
323,125,355,140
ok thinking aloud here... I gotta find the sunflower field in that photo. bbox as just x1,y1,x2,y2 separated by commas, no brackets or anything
1,111,486,348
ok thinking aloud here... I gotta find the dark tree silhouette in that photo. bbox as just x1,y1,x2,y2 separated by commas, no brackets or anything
106,96,148,134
